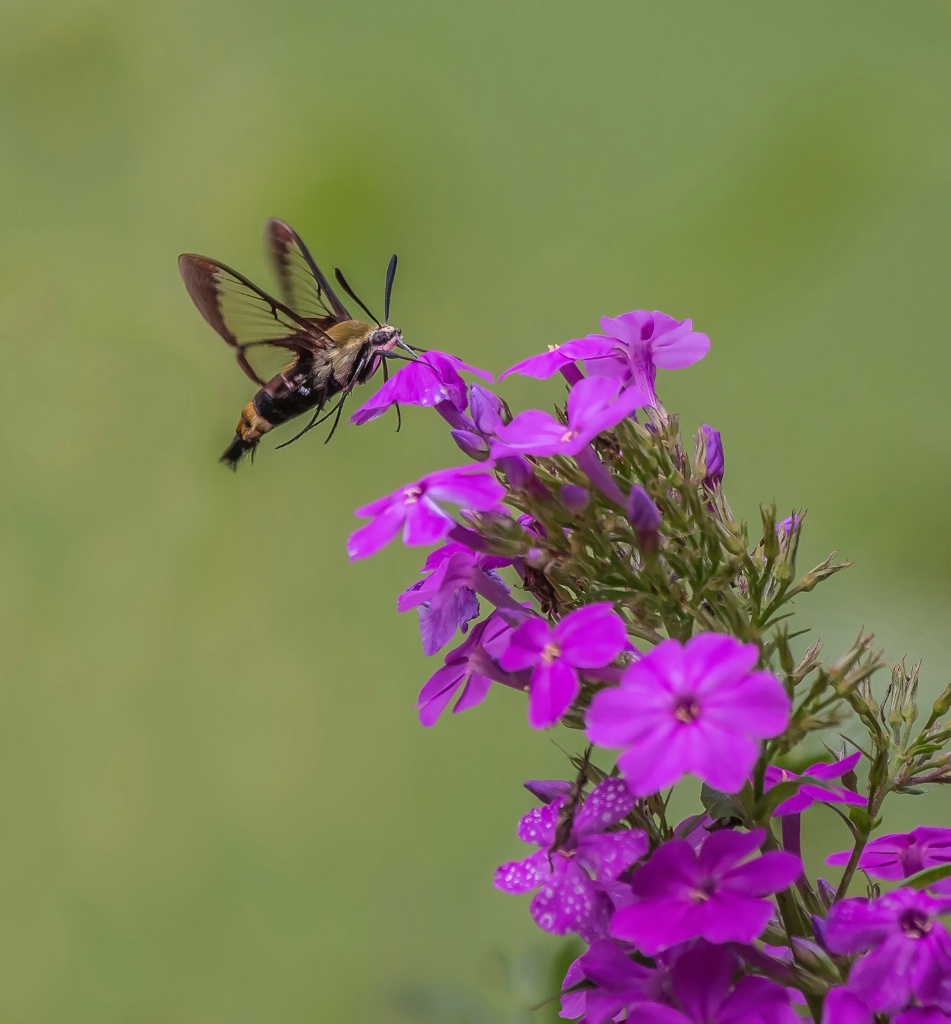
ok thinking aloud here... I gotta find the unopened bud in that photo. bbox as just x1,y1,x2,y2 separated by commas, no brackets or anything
697,424,724,489
450,428,490,460
559,484,590,513
469,385,506,433
627,485,661,552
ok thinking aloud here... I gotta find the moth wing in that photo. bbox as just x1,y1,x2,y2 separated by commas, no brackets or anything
178,254,334,386
264,218,351,328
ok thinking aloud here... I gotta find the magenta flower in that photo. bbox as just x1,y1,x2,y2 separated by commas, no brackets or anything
494,777,648,941
821,988,873,1024
415,612,517,726
397,542,513,655
347,465,506,559
500,334,616,381
586,633,790,795
632,942,800,1024
765,752,865,816
350,350,491,425
827,827,951,896
498,603,629,728
559,939,654,1024
583,310,710,407
896,1009,951,1024
490,376,648,459
611,828,802,953
825,889,951,1014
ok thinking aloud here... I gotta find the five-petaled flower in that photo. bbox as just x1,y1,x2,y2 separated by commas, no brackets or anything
347,465,506,559
825,888,951,1014
765,751,865,816
586,633,790,795
415,612,518,726
498,602,629,728
582,310,710,408
490,376,648,460
494,777,648,941
610,828,802,953
827,827,951,896
398,542,513,655
350,350,491,425
633,942,801,1024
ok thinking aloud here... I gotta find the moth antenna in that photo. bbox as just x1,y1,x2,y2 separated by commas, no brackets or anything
334,267,380,325
384,254,398,323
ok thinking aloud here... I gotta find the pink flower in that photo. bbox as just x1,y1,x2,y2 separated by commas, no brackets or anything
499,603,629,728
347,465,506,559
586,633,790,795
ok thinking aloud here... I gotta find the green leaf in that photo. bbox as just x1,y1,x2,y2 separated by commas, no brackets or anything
700,784,744,820
903,862,951,891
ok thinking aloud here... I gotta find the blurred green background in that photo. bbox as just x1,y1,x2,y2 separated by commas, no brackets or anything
2,1,950,1020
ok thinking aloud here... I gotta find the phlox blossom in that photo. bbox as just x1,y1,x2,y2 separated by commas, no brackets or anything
499,603,629,728
631,942,800,1024
347,465,506,559
398,542,512,655
827,827,951,896
610,828,801,953
583,310,710,408
490,376,648,460
415,612,515,726
586,633,790,795
494,777,647,941
765,751,865,816
825,888,951,1014
350,350,491,425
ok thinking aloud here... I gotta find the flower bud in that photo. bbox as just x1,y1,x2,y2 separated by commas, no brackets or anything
523,779,572,804
627,485,661,551
469,385,507,434
450,428,490,460
498,455,550,500
697,424,724,489
559,484,590,513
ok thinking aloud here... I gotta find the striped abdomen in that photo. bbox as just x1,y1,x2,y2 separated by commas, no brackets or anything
221,361,335,468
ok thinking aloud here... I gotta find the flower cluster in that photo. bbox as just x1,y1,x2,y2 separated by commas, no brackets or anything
345,310,951,1021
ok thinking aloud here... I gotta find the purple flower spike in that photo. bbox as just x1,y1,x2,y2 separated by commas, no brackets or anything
347,465,506,560
611,828,802,953
350,350,491,425
586,633,790,795
583,310,710,407
490,376,649,460
499,603,629,728
415,612,516,725
698,424,724,489
827,827,951,896
398,542,513,655
825,889,951,1014
765,752,865,816
494,777,648,941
